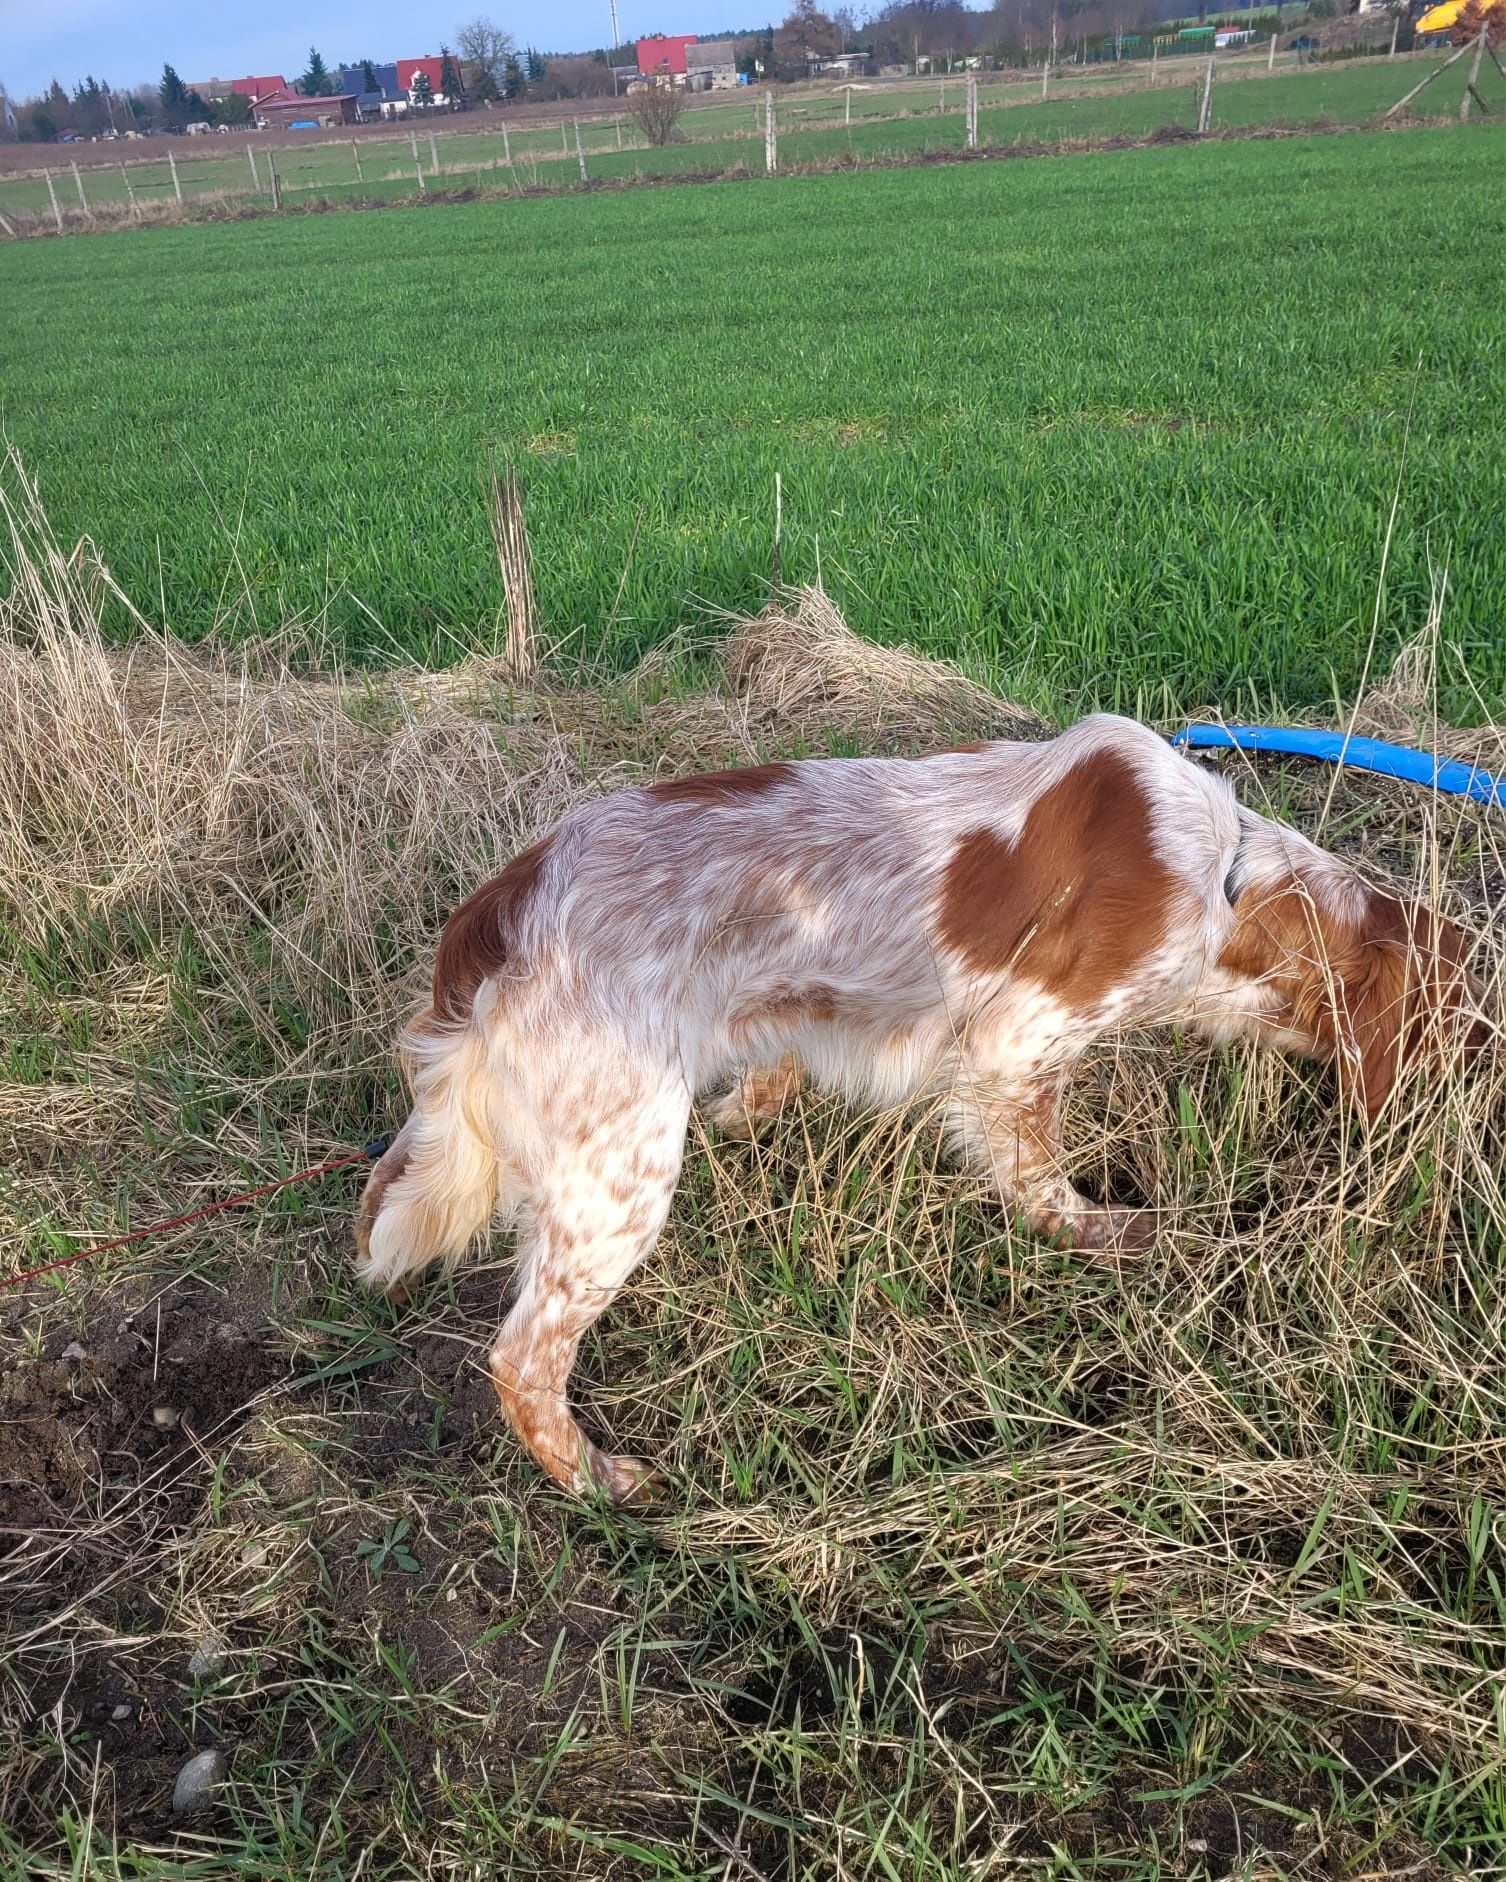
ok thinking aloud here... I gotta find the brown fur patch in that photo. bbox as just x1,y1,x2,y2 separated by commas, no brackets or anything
937,749,1178,1007
645,762,796,806
431,835,553,1022
353,1142,411,1265
728,984,838,1044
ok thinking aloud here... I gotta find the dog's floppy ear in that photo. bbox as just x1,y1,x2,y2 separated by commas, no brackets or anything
1334,931,1413,1121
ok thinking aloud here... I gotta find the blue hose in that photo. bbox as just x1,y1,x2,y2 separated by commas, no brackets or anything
1171,724,1505,808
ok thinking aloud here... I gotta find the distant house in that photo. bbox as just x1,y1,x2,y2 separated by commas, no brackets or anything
636,34,699,83
255,90,359,128
195,75,287,107
337,62,402,120
686,38,739,90
396,56,462,109
820,52,875,77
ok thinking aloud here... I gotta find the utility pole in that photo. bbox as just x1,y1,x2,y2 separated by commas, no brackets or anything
609,0,622,53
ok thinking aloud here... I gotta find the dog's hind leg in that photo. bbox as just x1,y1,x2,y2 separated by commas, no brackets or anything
489,1060,691,1502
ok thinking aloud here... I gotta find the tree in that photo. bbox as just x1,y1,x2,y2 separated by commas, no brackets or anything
361,59,379,93
211,89,252,127
502,54,525,98
526,46,545,82
411,69,435,108
775,0,842,74
440,46,465,103
456,16,516,103
159,61,189,126
628,75,687,143
299,48,334,96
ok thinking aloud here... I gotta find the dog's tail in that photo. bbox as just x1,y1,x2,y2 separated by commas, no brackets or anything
353,1016,504,1295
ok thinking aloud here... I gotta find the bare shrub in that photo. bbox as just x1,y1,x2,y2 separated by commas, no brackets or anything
628,78,688,146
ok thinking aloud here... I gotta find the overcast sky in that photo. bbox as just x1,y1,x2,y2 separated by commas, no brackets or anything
1,0,698,99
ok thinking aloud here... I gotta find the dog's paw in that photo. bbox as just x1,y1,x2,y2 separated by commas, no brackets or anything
1075,1206,1156,1254
584,1443,662,1507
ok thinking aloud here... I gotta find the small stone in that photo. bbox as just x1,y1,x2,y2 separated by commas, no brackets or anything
172,1748,227,1814
1187,1839,1209,1854
186,1637,227,1678
152,1406,181,1430
62,1341,87,1361
445,1586,458,1603
111,1702,133,1721
238,1540,269,1568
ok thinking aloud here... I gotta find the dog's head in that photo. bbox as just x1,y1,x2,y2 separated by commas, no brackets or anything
1303,890,1489,1119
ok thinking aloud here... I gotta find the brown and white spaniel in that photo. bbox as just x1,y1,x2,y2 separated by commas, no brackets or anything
354,714,1485,1500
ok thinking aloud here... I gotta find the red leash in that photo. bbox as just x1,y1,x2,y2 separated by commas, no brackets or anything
1,1141,387,1293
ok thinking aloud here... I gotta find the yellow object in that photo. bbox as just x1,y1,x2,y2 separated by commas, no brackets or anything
1416,0,1501,29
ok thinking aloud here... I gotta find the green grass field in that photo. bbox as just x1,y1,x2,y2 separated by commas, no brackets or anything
3,124,1503,719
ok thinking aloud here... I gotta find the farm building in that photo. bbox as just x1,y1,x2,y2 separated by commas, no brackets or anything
686,40,740,89
636,34,699,82
255,91,359,128
192,75,287,106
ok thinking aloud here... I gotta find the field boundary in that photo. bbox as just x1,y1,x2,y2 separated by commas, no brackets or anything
0,109,1482,240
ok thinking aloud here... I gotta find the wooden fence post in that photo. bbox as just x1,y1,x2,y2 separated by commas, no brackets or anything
45,171,64,233
168,147,182,202
120,163,140,217
846,85,852,128
560,119,569,152
1388,14,1399,58
1197,53,1216,133
352,139,364,182
247,143,259,191
412,135,426,193
764,87,777,172
965,74,978,148
1041,60,1050,98
1269,31,1278,71
1461,29,1488,119
70,161,90,214
428,128,440,172
0,209,16,238
267,148,281,209
574,118,587,181
616,117,623,147
501,120,511,160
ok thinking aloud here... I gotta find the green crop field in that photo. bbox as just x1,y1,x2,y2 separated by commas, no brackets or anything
4,123,1502,718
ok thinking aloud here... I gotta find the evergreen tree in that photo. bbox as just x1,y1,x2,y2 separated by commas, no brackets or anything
159,62,189,125
410,69,435,109
299,47,333,96
361,59,378,93
502,55,525,98
440,47,464,102
526,46,545,82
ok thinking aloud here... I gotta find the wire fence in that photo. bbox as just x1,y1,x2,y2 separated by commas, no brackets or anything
0,42,1489,237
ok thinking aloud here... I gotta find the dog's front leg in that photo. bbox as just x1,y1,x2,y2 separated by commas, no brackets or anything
949,1066,1154,1254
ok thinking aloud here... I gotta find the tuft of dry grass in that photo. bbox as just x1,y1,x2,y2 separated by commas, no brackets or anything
0,450,1502,1878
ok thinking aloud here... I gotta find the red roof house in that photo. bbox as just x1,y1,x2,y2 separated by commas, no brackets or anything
229,75,287,102
636,34,698,76
396,56,452,95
